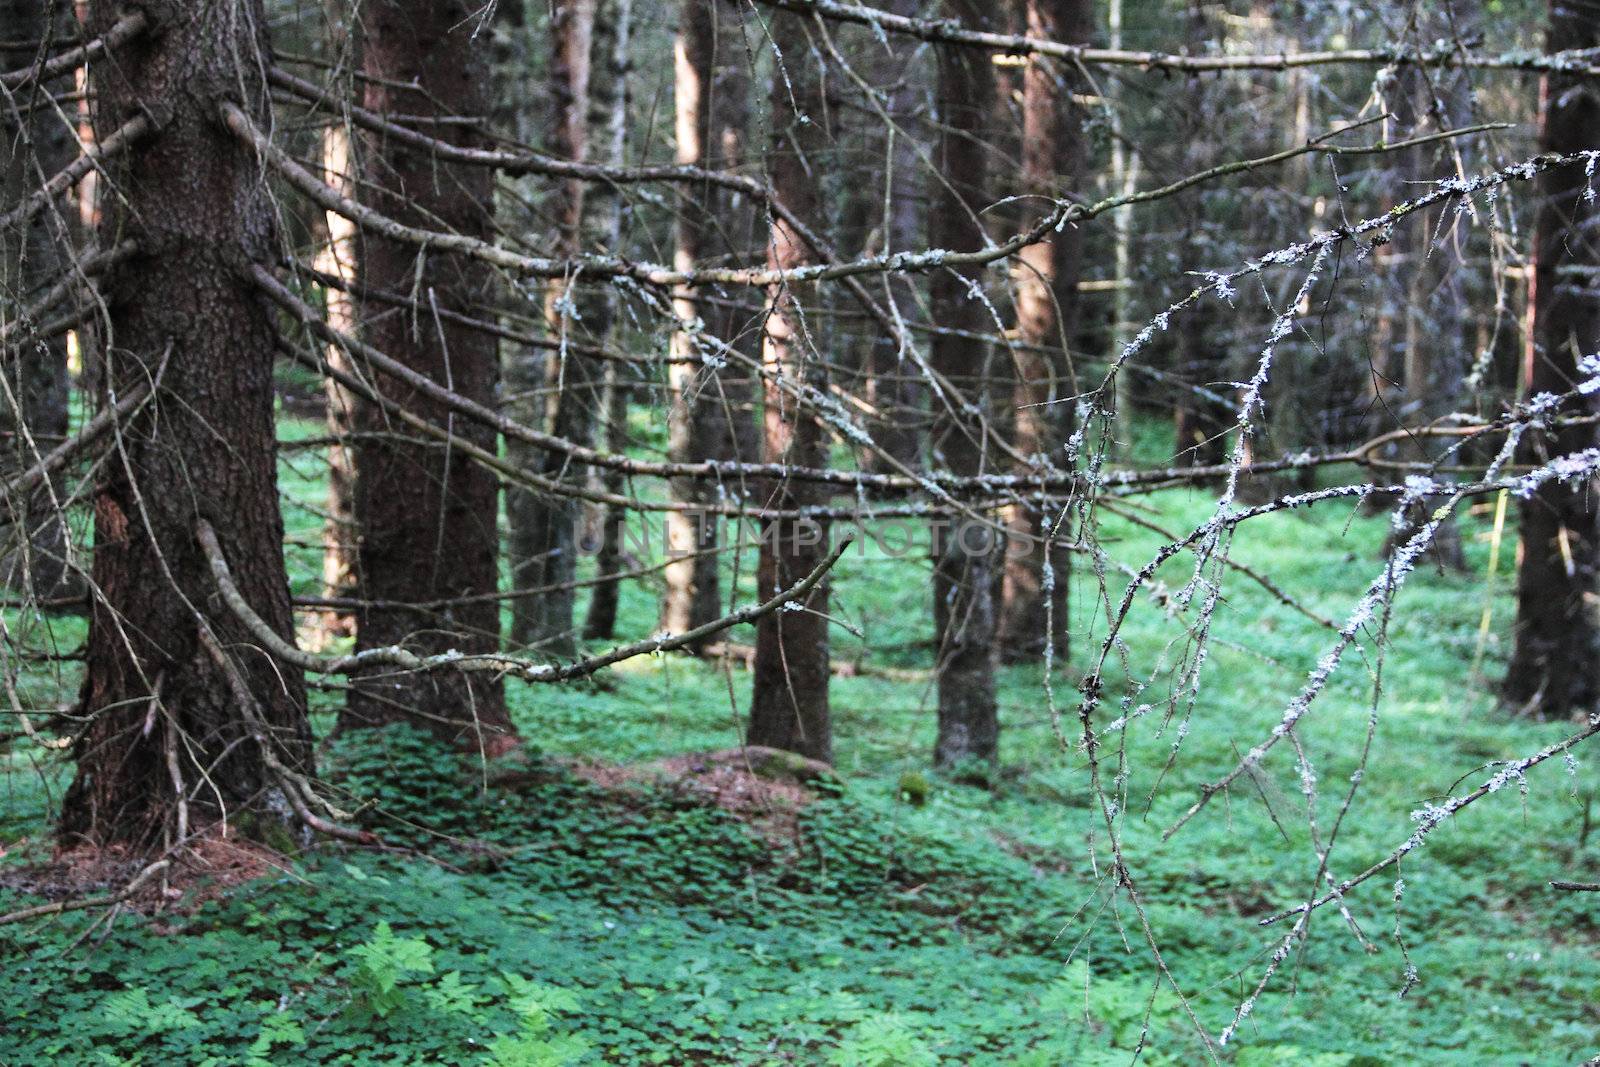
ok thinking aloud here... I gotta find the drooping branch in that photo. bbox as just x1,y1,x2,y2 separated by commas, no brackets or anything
755,0,1600,77
198,519,852,684
0,9,147,92
230,95,1520,292
0,113,149,233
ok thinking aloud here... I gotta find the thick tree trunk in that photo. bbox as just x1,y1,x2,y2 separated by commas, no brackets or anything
662,0,755,641
60,0,311,848
997,0,1088,662
1505,0,1600,718
344,0,515,754
747,12,831,764
930,0,1001,771
0,0,77,599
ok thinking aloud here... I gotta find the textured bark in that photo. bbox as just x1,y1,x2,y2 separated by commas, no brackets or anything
1505,0,1600,718
929,0,1000,771
508,0,599,655
344,0,515,753
997,0,1089,662
60,0,311,848
0,0,77,599
747,12,831,764
662,0,756,641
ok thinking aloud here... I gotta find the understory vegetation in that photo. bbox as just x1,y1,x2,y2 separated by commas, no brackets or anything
2,415,1595,1065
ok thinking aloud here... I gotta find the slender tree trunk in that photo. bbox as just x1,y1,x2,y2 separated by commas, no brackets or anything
1107,0,1138,452
315,1,358,639
662,0,754,641
60,0,311,848
930,0,1001,772
344,0,515,754
1171,1,1229,471
998,0,1088,662
316,135,359,640
861,0,926,474
506,0,596,655
0,0,77,598
582,360,633,639
1505,0,1600,718
747,11,831,763
579,0,634,641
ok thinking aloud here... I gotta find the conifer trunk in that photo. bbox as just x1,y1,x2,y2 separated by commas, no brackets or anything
61,0,311,847
747,10,832,763
1505,0,1600,717
343,0,516,753
930,0,1001,771
998,0,1089,662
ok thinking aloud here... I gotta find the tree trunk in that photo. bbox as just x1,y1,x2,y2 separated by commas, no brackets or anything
997,0,1088,662
315,2,358,639
860,0,926,474
60,0,311,848
344,0,515,754
1373,37,1469,568
661,0,756,642
747,10,832,764
1505,0,1600,718
507,0,600,656
317,123,359,633
1171,0,1229,472
579,0,634,641
930,0,1001,772
0,0,77,599
581,360,633,640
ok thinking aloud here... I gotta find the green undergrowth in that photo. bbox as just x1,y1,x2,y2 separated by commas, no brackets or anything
2,413,1598,1063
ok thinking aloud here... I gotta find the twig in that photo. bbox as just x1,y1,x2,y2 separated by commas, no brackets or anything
0,859,170,927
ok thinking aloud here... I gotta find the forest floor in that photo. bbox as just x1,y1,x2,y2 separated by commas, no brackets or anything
2,409,1598,1065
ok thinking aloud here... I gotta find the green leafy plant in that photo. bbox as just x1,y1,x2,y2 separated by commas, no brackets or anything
828,1012,939,1067
346,920,435,1018
486,974,589,1066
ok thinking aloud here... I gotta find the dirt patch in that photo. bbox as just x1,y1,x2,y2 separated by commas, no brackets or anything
0,826,293,921
566,746,835,845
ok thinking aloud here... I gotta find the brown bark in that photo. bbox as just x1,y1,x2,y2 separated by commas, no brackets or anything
344,0,515,754
747,11,832,764
1505,0,1600,718
0,0,77,599
997,0,1088,662
60,0,311,848
662,0,756,641
930,0,1001,771
507,0,607,656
